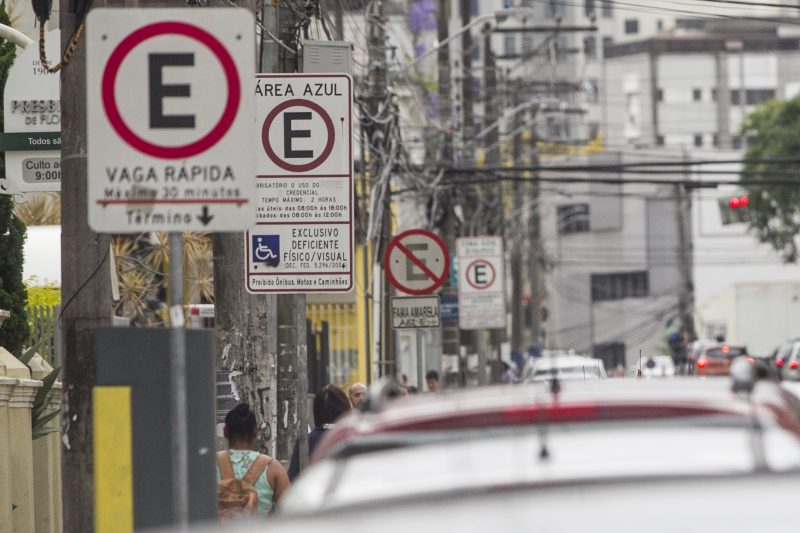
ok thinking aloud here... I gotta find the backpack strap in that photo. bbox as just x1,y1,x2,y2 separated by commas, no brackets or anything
242,455,271,486
217,451,236,481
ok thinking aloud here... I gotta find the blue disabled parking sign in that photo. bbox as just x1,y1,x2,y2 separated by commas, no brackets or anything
251,234,280,267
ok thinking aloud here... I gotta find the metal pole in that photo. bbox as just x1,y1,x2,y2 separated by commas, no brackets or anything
168,232,188,526
416,330,424,388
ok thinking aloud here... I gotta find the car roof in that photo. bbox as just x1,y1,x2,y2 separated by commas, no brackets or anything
189,472,800,533
531,355,603,369
313,379,800,461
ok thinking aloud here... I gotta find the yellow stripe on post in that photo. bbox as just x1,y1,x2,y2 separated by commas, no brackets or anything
93,386,134,533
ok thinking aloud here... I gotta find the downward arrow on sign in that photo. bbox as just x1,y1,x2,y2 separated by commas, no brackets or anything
197,206,214,226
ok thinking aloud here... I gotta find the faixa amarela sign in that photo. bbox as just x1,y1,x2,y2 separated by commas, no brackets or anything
86,8,256,233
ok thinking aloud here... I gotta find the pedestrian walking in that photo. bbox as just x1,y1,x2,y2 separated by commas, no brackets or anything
217,403,289,520
288,384,351,481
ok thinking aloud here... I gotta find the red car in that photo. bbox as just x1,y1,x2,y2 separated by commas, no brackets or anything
277,372,800,516
695,344,748,376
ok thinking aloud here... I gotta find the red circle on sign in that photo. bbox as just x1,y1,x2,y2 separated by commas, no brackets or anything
101,21,241,159
262,99,336,172
465,259,496,290
384,229,450,296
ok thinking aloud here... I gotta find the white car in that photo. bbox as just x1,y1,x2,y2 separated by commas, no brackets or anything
629,355,676,378
522,354,607,382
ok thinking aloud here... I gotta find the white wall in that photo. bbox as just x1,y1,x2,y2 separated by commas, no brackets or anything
689,150,800,341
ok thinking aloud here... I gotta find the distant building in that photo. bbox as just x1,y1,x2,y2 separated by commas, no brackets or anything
604,19,800,149
539,152,683,370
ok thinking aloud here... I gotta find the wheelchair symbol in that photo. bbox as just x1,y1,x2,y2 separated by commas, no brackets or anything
252,235,280,267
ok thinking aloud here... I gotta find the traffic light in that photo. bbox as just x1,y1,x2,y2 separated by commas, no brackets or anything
729,196,749,209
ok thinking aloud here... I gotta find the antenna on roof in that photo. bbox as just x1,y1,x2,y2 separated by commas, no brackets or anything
638,349,643,378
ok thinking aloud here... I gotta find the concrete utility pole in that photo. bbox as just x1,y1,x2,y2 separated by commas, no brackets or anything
270,2,309,468
210,0,276,461
510,81,524,358
438,0,462,375
60,4,113,530
481,25,506,372
366,0,394,378
675,160,697,344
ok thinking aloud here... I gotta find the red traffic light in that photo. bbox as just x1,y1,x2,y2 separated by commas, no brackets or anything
729,196,748,209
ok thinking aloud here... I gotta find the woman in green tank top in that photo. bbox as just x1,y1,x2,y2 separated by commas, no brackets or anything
217,404,290,516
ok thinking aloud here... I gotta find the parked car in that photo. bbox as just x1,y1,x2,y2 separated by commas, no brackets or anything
628,355,676,378
280,373,800,515
774,338,800,377
687,339,718,374
781,342,800,381
191,472,800,533
695,344,748,376
521,353,607,382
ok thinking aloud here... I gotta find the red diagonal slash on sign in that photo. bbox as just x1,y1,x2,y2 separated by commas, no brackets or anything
384,229,449,296
395,241,442,282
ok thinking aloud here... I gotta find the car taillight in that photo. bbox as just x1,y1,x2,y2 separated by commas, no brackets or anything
697,358,707,369
777,359,785,367
791,361,798,370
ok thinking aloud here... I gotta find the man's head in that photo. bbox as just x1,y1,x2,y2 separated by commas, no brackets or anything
348,382,367,408
425,370,439,392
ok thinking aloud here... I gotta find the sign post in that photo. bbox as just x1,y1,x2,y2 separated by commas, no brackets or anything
385,229,449,389
246,74,353,293
457,237,507,385
0,30,61,194
87,8,255,526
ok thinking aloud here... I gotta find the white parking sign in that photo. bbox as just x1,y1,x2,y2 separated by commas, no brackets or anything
86,8,256,233
246,74,353,294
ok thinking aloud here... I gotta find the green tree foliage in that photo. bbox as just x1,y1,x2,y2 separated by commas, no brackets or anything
0,10,27,354
741,96,800,262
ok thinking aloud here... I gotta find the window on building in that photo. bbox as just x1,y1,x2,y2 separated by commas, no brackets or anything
705,322,727,341
523,35,534,53
584,36,597,60
587,78,600,103
557,204,590,234
731,88,776,106
625,19,639,34
591,271,650,301
585,0,595,17
693,88,702,102
746,88,775,105
718,197,749,225
588,122,601,140
713,133,719,147
656,19,664,31
656,88,664,102
470,0,479,17
694,134,703,147
504,35,516,56
603,36,613,51
732,135,742,149
656,135,665,146
602,0,613,18
594,343,625,373
712,88,718,102
549,0,566,18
